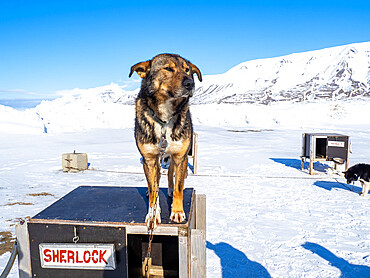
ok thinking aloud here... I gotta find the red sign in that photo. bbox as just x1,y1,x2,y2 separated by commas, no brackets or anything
328,141,345,147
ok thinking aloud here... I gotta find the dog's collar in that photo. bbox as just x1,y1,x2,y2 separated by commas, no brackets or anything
148,108,168,127
148,96,188,127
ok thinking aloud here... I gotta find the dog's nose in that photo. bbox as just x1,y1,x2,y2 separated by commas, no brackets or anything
182,77,194,90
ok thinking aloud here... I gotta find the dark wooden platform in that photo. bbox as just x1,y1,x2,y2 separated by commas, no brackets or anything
32,186,194,225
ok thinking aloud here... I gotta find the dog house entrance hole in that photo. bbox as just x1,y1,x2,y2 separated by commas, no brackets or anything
315,138,327,159
127,234,179,277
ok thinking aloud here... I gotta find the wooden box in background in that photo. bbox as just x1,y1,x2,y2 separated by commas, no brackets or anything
62,153,88,172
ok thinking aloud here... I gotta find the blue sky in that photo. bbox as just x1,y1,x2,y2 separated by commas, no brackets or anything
0,0,369,99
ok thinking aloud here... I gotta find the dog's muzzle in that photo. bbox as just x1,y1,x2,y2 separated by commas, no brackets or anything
182,77,194,90
181,77,194,97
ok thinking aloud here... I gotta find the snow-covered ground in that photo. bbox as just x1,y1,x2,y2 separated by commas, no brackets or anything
1,100,370,277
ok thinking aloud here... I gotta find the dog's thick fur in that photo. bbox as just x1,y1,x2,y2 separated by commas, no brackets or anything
344,163,370,196
129,54,202,228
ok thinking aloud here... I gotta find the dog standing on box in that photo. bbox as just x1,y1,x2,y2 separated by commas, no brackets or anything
129,54,202,229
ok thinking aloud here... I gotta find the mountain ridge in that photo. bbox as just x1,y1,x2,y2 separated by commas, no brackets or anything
43,41,370,106
191,41,370,104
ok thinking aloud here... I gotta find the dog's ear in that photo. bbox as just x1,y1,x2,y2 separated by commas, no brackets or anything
129,60,151,79
188,62,202,82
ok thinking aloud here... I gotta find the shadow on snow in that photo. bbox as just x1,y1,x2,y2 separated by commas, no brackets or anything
270,158,362,194
207,241,271,278
270,158,330,173
302,242,370,278
313,181,362,194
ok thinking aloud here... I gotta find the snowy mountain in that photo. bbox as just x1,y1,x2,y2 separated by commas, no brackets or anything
32,83,138,133
46,42,370,107
36,41,370,108
1,42,370,134
54,82,139,105
192,42,370,104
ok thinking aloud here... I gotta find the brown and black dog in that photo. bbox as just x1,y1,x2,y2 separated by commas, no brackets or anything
129,54,202,229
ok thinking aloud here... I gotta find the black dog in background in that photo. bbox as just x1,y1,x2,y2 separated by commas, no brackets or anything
344,164,370,196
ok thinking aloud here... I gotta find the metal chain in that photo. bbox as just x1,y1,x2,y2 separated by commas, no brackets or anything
144,190,159,277
72,226,79,244
144,120,169,277
159,125,168,155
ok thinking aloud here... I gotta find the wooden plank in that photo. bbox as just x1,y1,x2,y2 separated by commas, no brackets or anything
301,133,306,157
345,159,349,171
29,218,128,227
189,191,196,231
195,194,206,233
312,158,327,162
142,257,152,278
28,218,185,234
300,157,305,171
148,265,178,277
309,135,315,175
193,133,198,175
178,236,188,278
191,229,206,278
126,225,178,236
15,222,32,278
345,138,350,171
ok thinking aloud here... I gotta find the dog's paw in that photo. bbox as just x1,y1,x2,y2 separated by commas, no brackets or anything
145,206,161,230
170,211,186,223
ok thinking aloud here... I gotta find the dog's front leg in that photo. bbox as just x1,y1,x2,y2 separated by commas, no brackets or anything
170,155,188,223
142,155,161,229
360,179,370,196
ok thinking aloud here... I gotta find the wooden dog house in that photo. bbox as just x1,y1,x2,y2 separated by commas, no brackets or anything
15,186,206,278
301,133,350,174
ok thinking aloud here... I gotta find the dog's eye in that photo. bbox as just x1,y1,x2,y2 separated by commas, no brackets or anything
185,68,190,73
164,67,174,72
